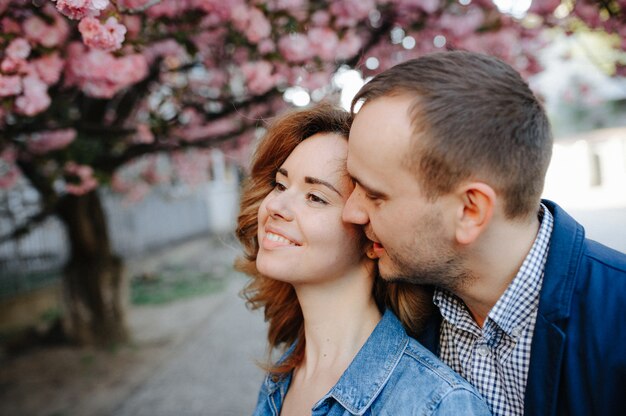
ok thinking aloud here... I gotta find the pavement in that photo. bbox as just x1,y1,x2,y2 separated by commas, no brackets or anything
114,273,267,416
0,236,268,416
114,237,268,416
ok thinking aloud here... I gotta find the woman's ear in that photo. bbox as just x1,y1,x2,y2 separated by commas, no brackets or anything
453,182,496,245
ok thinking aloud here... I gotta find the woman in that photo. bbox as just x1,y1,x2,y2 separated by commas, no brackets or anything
236,103,490,415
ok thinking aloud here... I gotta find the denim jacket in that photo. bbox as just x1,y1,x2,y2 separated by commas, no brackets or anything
252,310,491,415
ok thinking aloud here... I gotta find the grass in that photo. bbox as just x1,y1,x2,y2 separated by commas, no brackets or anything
130,265,227,306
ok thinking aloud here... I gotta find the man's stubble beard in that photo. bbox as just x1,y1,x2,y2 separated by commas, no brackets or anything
377,213,476,293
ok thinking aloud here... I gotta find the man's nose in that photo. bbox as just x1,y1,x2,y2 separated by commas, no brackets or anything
343,187,369,225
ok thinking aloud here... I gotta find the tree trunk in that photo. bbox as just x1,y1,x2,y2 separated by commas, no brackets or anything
56,190,129,346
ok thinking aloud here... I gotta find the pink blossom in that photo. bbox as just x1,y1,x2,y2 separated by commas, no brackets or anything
241,61,280,95
308,28,340,60
32,53,65,85
268,0,309,21
64,162,98,195
278,34,314,63
2,18,21,34
439,8,484,37
23,10,70,48
0,0,10,15
132,123,155,144
78,16,126,51
418,0,440,14
6,38,31,60
54,0,110,20
142,39,189,66
0,75,22,97
15,75,51,116
300,70,332,91
27,129,77,155
194,0,240,19
336,30,363,60
173,118,237,142
122,15,142,39
258,39,276,54
311,10,330,27
145,0,193,18
231,5,271,44
65,43,148,98
0,147,20,190
1,57,28,74
330,0,374,27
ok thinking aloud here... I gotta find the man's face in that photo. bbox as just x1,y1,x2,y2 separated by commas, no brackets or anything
343,95,464,289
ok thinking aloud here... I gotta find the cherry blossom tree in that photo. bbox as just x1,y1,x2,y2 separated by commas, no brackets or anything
0,0,623,346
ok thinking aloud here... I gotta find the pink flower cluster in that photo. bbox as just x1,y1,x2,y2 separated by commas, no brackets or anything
241,61,283,95
65,42,148,98
54,0,109,20
15,75,52,116
330,0,375,27
22,5,70,47
78,16,126,51
231,5,271,44
64,161,98,195
27,128,77,155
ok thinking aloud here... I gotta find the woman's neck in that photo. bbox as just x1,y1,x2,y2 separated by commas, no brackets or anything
293,265,382,379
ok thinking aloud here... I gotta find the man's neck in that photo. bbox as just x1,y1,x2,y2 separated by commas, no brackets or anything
457,214,541,327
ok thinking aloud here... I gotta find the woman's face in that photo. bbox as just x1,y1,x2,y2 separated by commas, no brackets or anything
256,133,364,284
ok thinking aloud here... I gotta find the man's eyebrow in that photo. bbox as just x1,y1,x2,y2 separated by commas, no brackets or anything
352,175,386,199
305,176,343,197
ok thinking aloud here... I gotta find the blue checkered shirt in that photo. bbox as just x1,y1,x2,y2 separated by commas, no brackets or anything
433,204,553,416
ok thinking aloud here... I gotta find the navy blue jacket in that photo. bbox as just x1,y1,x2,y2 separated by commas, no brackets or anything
419,200,626,416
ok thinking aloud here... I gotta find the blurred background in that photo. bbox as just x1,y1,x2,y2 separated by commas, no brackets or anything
1,1,625,415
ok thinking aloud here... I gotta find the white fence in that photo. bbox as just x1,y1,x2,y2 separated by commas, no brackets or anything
0,159,240,297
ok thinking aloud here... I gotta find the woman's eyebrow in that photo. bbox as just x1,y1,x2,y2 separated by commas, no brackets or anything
305,176,342,197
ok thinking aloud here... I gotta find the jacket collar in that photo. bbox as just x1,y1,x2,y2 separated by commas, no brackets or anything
263,310,408,415
537,199,584,321
316,309,408,415
524,199,585,416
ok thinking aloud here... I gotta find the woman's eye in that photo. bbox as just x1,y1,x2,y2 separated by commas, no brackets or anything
271,180,286,192
307,193,328,205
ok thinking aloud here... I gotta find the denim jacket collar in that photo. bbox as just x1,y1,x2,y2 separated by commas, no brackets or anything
264,310,408,415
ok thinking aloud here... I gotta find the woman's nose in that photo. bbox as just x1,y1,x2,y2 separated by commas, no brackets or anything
265,191,294,221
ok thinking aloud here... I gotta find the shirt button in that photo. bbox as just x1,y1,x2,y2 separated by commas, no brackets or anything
511,326,522,338
477,344,490,357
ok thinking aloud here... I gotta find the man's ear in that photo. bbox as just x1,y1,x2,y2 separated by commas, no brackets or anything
453,182,496,245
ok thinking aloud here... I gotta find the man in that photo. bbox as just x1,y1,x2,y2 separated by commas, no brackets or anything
342,51,626,416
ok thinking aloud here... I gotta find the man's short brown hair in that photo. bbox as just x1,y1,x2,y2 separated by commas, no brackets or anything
352,51,553,219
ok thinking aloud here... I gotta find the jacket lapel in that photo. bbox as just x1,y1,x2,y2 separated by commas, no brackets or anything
523,312,566,415
524,200,585,416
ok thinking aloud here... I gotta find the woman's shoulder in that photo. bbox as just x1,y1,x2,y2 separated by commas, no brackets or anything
372,337,491,415
401,337,474,389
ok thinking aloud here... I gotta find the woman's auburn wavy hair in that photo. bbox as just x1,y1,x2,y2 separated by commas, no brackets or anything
235,102,433,375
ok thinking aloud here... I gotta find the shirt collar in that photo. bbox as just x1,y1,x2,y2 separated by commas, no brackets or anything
262,310,408,415
319,309,408,414
488,204,553,336
434,203,554,338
